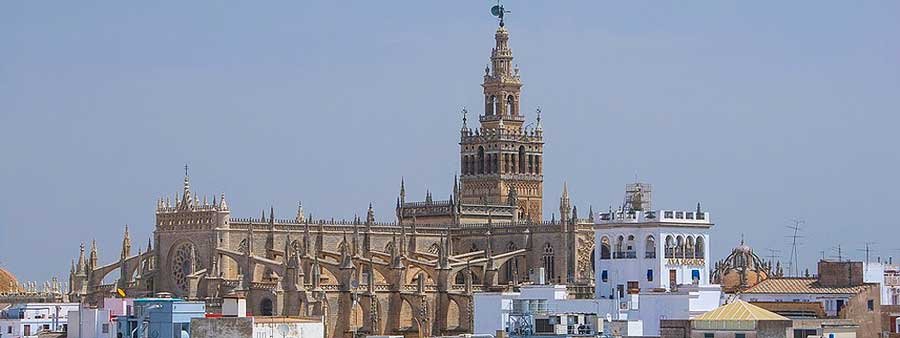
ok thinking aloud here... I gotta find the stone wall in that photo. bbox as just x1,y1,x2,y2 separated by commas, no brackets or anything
191,317,253,338
818,260,864,288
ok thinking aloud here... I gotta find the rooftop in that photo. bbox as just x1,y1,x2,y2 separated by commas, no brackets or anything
595,209,711,226
743,278,873,295
695,300,789,321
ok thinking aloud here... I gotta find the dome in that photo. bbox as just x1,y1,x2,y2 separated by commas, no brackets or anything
712,241,775,294
0,268,22,293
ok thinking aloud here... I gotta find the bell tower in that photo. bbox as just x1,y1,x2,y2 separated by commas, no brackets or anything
459,22,544,222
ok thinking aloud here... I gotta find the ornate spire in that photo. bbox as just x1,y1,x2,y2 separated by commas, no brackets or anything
535,107,543,131
76,243,87,275
219,193,229,210
89,239,98,269
461,108,469,131
559,182,571,225
121,225,132,259
295,201,305,222
399,178,406,204
181,164,192,209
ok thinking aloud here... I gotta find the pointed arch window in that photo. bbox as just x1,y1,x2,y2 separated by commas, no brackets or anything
477,146,485,174
507,95,515,116
600,237,611,260
665,235,675,258
645,236,656,259
695,236,705,259
543,243,555,282
504,242,519,283
518,147,526,174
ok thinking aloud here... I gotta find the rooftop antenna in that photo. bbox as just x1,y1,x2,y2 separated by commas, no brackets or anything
786,219,804,277
490,0,511,27
856,242,876,264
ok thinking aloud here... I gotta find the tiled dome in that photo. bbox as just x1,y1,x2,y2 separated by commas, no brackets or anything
0,268,21,293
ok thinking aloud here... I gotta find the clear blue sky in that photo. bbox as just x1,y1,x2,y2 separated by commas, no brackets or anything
1,1,898,282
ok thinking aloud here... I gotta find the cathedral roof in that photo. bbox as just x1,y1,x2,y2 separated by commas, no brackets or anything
0,268,21,293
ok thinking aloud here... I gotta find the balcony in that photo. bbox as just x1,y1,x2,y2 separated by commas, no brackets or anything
613,251,637,259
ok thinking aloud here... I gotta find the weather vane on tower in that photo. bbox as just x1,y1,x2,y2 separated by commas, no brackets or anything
490,0,511,27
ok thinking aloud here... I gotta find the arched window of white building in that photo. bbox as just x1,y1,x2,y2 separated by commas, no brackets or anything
676,236,684,258
615,236,625,258
665,235,675,258
600,236,611,260
695,236,705,259
686,236,695,259
645,236,656,259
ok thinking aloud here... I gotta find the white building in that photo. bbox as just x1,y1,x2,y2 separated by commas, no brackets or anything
594,184,713,296
0,302,79,338
472,184,724,337
67,298,134,338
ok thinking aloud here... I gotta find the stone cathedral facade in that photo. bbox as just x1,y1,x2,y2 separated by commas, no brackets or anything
67,23,596,338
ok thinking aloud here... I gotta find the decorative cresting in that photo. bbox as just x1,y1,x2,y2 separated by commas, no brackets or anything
712,240,779,293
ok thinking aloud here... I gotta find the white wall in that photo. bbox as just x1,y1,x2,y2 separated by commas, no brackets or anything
595,225,712,298
68,308,114,338
473,292,516,334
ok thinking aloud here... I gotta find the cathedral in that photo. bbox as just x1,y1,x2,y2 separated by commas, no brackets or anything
67,21,596,338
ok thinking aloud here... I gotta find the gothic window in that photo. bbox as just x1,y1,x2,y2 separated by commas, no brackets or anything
504,153,509,173
518,147,526,173
169,241,201,293
600,236,611,259
428,243,441,255
535,155,541,175
493,153,499,174
260,298,274,316
626,235,635,253
665,235,675,258
543,243,555,281
645,236,656,259
504,242,518,282
528,155,534,174
477,147,485,174
486,95,494,115
507,95,515,116
494,95,501,116
695,236,705,258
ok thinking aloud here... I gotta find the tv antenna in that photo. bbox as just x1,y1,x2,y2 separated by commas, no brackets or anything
490,1,511,27
856,242,876,264
786,219,804,277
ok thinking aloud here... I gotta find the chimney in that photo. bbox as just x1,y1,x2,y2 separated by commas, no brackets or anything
223,295,247,317
531,267,546,285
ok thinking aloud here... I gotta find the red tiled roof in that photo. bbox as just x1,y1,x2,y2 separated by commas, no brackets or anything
743,278,870,295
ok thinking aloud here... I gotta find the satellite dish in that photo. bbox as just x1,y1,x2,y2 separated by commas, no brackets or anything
490,5,502,17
